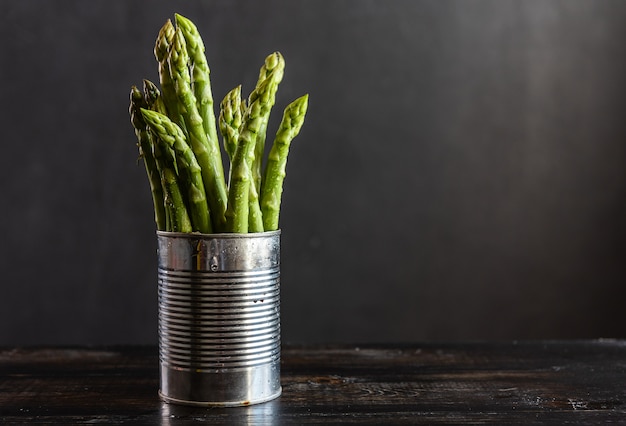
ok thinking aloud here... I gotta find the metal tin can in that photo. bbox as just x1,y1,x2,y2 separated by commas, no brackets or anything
156,230,281,406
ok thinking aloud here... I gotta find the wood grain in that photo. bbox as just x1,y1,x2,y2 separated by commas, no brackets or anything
0,341,624,424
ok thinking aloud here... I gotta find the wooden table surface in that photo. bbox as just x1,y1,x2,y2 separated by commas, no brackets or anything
0,340,624,424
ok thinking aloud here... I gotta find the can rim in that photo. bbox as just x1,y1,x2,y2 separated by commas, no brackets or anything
157,230,281,239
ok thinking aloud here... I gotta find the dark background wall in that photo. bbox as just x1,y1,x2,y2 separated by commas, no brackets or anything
1,0,625,345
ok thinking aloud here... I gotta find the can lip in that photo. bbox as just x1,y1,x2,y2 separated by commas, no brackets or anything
157,230,281,238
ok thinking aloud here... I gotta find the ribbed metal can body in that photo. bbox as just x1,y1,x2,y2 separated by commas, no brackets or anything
156,230,281,406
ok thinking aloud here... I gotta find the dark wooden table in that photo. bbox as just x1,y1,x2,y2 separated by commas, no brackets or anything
1,340,625,424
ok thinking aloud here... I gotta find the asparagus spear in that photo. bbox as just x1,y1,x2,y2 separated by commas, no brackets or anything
162,167,193,233
154,20,185,131
247,181,264,232
168,27,228,232
260,94,309,231
224,86,271,233
217,85,263,232
218,85,243,163
143,107,190,233
232,64,284,233
174,13,220,152
249,52,285,193
129,86,166,231
141,108,212,234
142,79,181,177
224,143,250,233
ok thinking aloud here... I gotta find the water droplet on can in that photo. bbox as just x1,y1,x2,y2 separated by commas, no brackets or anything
210,255,218,271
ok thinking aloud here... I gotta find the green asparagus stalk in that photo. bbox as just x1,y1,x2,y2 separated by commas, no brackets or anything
249,52,285,193
168,27,228,232
224,90,270,233
154,20,185,131
238,67,283,233
247,180,264,232
162,167,193,233
260,94,309,231
217,85,264,232
224,146,250,233
141,108,212,234
142,105,190,233
218,85,243,163
129,86,166,231
142,79,181,177
174,13,220,152
149,122,178,231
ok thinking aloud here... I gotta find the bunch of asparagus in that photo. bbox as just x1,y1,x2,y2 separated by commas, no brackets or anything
129,14,308,234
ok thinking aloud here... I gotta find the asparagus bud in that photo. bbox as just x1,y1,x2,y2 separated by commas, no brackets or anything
142,79,168,116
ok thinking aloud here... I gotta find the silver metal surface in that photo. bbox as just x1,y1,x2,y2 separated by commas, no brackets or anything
157,231,281,407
